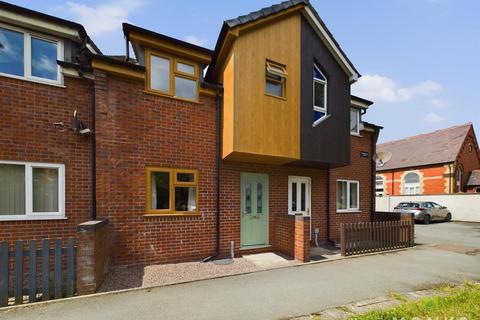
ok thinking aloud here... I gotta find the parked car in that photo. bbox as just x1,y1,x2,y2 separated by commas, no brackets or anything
393,202,451,224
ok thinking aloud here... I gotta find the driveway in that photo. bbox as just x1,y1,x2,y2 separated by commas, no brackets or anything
2,222,479,320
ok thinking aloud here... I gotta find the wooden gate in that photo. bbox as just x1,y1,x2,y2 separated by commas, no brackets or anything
340,221,414,256
0,238,75,307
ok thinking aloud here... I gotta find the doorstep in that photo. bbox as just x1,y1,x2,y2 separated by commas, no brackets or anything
239,244,272,251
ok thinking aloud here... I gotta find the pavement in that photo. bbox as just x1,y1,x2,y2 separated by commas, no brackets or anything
2,222,480,320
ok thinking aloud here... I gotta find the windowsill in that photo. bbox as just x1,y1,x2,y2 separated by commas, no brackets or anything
0,73,65,88
350,132,362,137
0,215,67,222
312,114,331,127
287,212,310,217
336,210,361,214
143,90,202,105
264,92,286,100
144,212,201,217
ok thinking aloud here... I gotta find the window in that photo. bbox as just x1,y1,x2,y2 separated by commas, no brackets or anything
350,108,360,134
147,51,198,101
403,172,420,195
0,25,62,84
265,60,287,98
146,167,198,215
313,64,327,126
337,180,359,212
0,161,64,220
375,176,384,196
456,165,463,193
288,176,311,216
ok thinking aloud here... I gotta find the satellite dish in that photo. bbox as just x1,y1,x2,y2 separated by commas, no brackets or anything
373,151,392,167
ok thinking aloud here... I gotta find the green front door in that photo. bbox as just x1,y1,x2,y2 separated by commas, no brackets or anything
240,172,269,247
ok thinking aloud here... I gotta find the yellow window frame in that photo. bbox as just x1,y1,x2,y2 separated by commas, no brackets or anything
146,167,200,216
146,49,199,102
265,59,287,99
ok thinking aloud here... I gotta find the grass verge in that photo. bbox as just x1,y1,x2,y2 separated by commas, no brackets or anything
348,282,480,320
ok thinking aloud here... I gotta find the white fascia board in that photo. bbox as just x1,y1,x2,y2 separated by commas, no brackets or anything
351,99,370,109
303,6,359,83
0,8,80,41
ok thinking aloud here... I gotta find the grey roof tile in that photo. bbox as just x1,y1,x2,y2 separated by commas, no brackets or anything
377,123,472,171
466,170,480,186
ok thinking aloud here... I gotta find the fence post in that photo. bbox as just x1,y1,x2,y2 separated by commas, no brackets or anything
54,239,62,299
14,241,23,305
0,242,8,307
66,238,75,297
340,224,346,256
28,240,37,303
42,239,50,301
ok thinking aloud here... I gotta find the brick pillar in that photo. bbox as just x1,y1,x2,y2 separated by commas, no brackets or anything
77,218,110,295
294,213,310,262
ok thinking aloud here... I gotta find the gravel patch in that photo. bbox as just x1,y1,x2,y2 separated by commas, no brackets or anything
99,258,261,292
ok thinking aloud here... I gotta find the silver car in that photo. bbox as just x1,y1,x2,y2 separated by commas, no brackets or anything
393,201,452,224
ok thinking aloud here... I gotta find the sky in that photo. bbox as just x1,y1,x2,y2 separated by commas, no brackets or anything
7,0,480,143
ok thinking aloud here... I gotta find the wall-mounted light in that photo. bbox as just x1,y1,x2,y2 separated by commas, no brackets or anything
54,110,92,135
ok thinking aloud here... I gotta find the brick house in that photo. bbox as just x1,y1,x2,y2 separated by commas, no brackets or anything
376,123,480,196
1,0,381,266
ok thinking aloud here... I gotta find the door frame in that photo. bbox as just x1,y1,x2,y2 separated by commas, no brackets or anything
288,175,312,239
240,172,269,248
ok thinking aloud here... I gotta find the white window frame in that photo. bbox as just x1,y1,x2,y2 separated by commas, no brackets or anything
0,160,65,221
0,23,64,86
350,108,360,135
288,176,311,216
313,64,327,127
336,179,360,213
375,176,385,196
403,172,420,195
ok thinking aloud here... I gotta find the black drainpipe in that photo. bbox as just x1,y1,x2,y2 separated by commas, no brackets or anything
75,45,97,221
202,82,223,262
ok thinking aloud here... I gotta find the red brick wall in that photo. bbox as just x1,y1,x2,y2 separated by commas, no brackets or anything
378,164,447,196
219,161,328,258
328,133,374,241
456,128,480,191
1,70,378,265
93,71,218,265
0,75,93,245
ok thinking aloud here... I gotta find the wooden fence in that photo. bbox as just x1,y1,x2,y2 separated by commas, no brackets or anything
340,221,414,256
0,238,75,307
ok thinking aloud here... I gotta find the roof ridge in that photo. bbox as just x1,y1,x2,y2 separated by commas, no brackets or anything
378,122,472,147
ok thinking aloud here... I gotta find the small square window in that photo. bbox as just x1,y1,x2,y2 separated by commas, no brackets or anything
146,168,199,215
147,51,199,101
0,26,62,84
336,180,359,212
265,60,287,98
0,161,64,220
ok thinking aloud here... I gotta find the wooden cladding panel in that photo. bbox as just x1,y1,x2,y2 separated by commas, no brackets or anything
222,13,301,163
222,53,235,159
